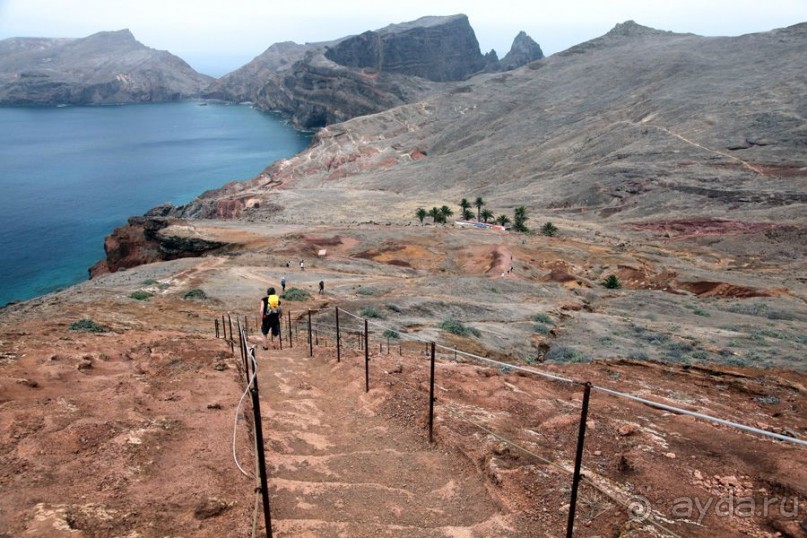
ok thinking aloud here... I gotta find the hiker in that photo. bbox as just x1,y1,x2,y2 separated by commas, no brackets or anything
300,259,305,271
281,276,286,293
260,287,282,350
318,280,324,294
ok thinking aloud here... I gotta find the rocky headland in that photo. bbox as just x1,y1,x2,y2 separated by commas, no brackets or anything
0,29,213,105
203,14,544,128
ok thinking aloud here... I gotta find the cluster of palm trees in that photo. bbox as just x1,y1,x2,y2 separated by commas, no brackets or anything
415,197,529,232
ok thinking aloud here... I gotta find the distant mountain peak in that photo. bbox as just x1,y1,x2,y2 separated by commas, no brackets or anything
500,31,544,70
606,20,674,37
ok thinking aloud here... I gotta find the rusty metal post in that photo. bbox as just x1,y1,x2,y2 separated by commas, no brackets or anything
287,311,292,349
364,319,369,393
429,342,436,443
335,307,341,363
247,348,273,537
215,318,219,339
566,382,592,538
228,314,234,344
308,310,313,357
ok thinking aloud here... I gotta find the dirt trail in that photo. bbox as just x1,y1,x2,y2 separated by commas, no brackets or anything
256,345,517,537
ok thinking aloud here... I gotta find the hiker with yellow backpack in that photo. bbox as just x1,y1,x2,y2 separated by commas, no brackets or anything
260,287,282,350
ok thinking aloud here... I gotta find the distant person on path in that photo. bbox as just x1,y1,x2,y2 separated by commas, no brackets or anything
319,280,324,294
260,287,282,350
300,259,305,271
281,276,286,293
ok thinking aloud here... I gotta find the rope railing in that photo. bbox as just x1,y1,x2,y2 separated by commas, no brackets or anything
218,305,805,537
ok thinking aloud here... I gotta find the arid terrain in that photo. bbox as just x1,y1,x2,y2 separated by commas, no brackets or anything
2,17,807,538
2,218,806,536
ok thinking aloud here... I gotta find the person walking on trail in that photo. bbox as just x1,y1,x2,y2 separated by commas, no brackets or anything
300,259,305,271
281,276,286,293
260,287,282,350
318,280,324,294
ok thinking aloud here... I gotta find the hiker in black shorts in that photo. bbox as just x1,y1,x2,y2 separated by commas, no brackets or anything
319,280,324,294
260,287,282,350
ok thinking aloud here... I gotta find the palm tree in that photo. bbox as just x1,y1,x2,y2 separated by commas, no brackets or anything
480,208,494,223
462,208,474,221
541,221,558,236
428,206,442,224
416,207,427,224
459,198,471,219
439,205,454,224
513,206,529,232
474,197,485,221
496,214,511,227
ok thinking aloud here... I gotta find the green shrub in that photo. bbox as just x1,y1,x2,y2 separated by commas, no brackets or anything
546,346,587,363
69,319,107,333
602,274,621,289
540,222,558,237
600,335,614,346
693,308,711,317
183,288,208,300
726,302,768,317
382,328,400,339
282,288,310,301
360,307,385,319
129,290,153,301
533,323,551,335
357,287,376,296
532,313,554,324
439,319,481,338
143,278,157,285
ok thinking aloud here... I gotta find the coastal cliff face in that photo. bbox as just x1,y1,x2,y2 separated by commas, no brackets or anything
205,14,540,128
0,30,212,105
89,215,232,277
323,15,487,81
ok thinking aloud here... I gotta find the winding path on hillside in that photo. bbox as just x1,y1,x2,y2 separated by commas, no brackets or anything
256,346,515,537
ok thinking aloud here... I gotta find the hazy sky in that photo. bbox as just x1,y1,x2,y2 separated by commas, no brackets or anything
1,0,805,76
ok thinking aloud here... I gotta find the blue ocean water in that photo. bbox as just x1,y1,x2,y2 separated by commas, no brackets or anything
0,102,312,307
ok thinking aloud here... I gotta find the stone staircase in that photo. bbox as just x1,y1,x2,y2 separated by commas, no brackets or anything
257,348,514,537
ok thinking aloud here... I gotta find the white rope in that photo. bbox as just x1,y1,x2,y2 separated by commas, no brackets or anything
592,385,807,447
232,342,258,478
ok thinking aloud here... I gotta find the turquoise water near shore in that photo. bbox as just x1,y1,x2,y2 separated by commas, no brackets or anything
0,102,312,307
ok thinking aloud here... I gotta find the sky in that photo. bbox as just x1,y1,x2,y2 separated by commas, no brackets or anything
1,0,805,76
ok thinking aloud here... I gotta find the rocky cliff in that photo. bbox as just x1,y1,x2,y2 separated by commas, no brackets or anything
323,15,487,81
204,14,541,128
499,31,544,70
0,30,212,105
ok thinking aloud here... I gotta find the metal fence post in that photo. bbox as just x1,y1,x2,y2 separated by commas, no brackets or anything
566,382,592,538
429,342,436,443
247,347,273,537
287,311,292,349
215,318,219,338
308,310,313,357
364,319,369,393
335,307,341,363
